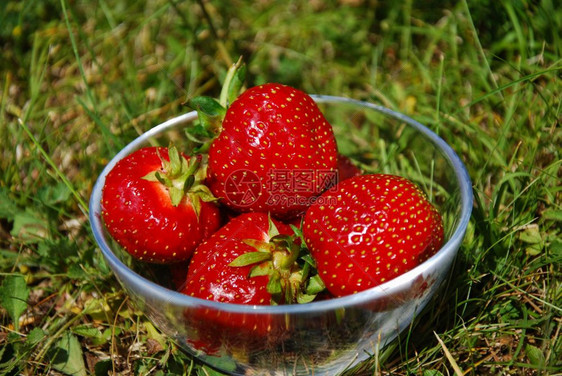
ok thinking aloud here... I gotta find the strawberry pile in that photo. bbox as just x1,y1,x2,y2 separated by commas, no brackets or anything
101,62,444,307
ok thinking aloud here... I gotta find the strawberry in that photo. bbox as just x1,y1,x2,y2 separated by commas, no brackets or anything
180,212,324,356
203,83,338,219
182,304,283,355
180,212,322,305
101,146,221,263
336,153,362,183
182,302,295,358
302,174,444,297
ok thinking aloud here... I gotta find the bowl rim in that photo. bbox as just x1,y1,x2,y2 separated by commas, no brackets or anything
89,95,473,314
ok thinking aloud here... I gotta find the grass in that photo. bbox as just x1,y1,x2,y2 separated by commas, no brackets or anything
1,0,561,375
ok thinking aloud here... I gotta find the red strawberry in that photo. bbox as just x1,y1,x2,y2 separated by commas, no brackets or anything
101,146,221,263
181,212,285,305
205,83,338,219
182,303,292,358
182,304,283,355
336,154,362,183
302,174,443,297
180,212,321,305
180,212,323,355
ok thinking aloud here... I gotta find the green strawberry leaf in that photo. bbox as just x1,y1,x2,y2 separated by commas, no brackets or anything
167,145,182,176
187,96,226,135
267,274,282,295
185,155,201,176
141,170,159,182
267,215,280,239
154,171,172,186
300,258,311,280
248,262,273,278
183,175,195,192
306,275,326,295
230,251,272,267
242,239,273,253
184,122,212,142
300,253,318,268
297,293,317,304
184,124,214,154
289,224,304,238
169,187,184,207
188,193,201,217
190,184,217,203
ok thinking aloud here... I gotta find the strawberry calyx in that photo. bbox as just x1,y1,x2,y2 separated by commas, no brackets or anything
229,217,325,305
142,145,216,216
184,57,246,153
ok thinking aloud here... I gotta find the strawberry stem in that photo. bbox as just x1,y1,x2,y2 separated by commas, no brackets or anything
184,57,246,152
219,56,245,107
229,220,326,305
141,146,216,209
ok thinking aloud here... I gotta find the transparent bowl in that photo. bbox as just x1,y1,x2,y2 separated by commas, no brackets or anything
89,95,473,375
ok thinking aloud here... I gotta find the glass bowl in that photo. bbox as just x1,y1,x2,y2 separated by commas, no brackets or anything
89,95,473,375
